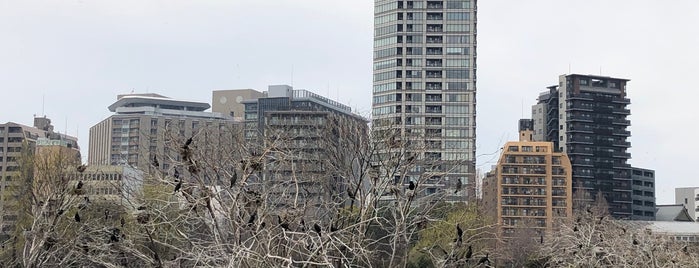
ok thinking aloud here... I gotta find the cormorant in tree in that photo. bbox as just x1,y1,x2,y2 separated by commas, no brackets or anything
573,225,579,232
183,137,193,148
682,245,688,254
454,179,463,194
408,181,416,191
110,228,120,243
247,212,257,227
137,205,146,211
76,164,86,173
278,216,290,231
174,180,182,193
330,224,339,233
465,245,472,260
313,223,322,236
230,170,238,188
174,169,180,179
76,180,84,190
260,221,266,229
152,155,159,168
57,209,64,216
477,253,490,266
74,212,81,223
346,187,355,199
120,217,126,227
540,235,544,244
632,238,639,245
455,224,463,245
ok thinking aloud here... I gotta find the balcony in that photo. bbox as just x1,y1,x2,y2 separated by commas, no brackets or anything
567,103,594,111
612,98,631,104
612,119,631,126
613,108,631,115
612,130,631,136
567,114,593,123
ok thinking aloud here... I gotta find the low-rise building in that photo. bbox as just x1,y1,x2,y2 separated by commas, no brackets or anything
631,167,656,220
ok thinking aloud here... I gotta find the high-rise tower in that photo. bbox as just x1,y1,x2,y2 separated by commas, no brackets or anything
372,0,477,201
532,74,632,218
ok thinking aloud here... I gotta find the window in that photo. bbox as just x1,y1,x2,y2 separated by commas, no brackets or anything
446,12,470,20
446,59,469,67
447,0,470,9
446,47,469,55
446,24,470,32
446,69,469,79
446,35,469,44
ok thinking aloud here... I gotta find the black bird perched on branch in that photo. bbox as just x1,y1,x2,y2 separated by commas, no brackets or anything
152,155,159,168
454,179,463,194
408,181,416,191
173,169,180,180
76,164,87,173
278,215,290,231
540,235,544,244
455,224,463,246
173,180,182,193
346,187,356,199
632,238,639,245
247,212,257,227
230,170,238,188
330,224,339,233
183,137,193,148
76,180,84,190
74,212,81,223
137,205,146,211
573,225,579,232
313,223,322,236
477,253,490,266
465,245,472,260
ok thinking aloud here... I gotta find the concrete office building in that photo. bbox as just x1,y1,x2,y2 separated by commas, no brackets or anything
531,74,632,218
630,167,655,220
482,120,573,236
88,93,236,172
675,187,699,221
242,85,368,208
372,0,477,201
0,116,80,235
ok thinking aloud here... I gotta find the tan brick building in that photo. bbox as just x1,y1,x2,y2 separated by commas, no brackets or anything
482,120,573,237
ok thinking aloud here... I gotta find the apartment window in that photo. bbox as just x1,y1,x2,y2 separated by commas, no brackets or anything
446,12,470,20
446,35,470,44
447,0,470,9
446,70,469,79
446,47,469,55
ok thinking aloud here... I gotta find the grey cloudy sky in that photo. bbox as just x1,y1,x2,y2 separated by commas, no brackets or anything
1,0,697,204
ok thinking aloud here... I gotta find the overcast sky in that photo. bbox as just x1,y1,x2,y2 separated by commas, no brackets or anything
1,0,697,204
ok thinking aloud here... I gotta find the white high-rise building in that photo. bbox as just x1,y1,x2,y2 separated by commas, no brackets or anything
372,0,477,201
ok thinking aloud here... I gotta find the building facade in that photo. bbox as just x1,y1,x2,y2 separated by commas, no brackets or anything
630,167,655,220
675,187,699,221
482,120,573,236
242,85,368,209
531,74,632,218
88,93,236,173
0,116,80,236
212,89,267,120
372,0,477,201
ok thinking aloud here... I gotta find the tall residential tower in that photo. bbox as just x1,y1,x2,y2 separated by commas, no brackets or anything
372,0,477,201
532,74,632,218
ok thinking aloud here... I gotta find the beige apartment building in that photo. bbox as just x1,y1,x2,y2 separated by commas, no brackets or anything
482,120,573,237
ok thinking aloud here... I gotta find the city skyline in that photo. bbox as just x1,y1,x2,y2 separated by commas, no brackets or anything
2,0,699,205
